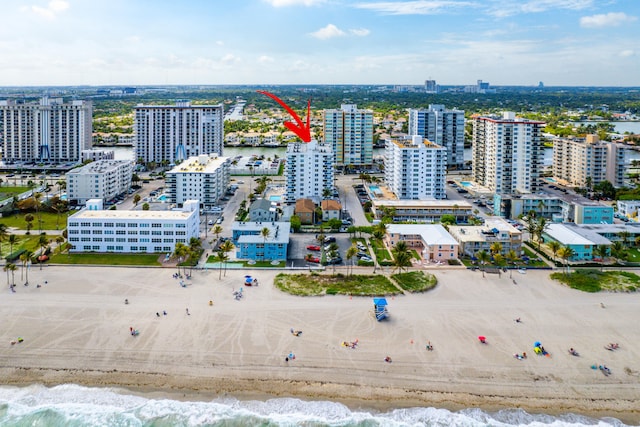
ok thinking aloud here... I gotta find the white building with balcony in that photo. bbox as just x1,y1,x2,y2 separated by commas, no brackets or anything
67,199,200,253
67,160,133,204
285,140,334,204
385,136,446,200
166,153,231,209
409,105,465,168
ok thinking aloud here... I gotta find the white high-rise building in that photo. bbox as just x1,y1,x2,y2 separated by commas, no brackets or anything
0,97,92,163
385,136,446,200
553,134,626,188
409,105,465,168
134,100,223,164
67,160,134,204
285,140,334,204
472,112,544,195
323,104,373,167
166,154,231,209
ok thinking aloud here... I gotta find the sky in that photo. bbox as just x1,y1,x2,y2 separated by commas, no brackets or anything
0,0,638,86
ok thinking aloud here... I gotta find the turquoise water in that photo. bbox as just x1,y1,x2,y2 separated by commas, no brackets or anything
460,181,473,188
548,177,557,183
0,384,629,427
269,195,281,202
157,194,168,201
369,185,381,192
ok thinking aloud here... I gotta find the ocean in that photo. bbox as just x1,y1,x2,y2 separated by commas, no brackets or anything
0,384,632,427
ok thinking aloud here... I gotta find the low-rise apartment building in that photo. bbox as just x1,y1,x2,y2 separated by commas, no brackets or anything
231,221,290,261
370,199,473,223
385,224,458,262
448,218,522,257
166,153,231,209
67,160,133,204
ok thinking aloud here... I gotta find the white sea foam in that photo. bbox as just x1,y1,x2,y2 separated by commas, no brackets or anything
0,384,634,426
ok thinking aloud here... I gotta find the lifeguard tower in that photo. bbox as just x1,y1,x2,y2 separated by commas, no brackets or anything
373,298,389,321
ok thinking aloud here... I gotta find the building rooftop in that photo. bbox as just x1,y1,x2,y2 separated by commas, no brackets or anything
233,221,290,244
67,160,132,175
371,199,473,209
168,154,230,174
321,199,341,211
69,209,195,221
545,223,611,246
448,218,521,243
387,224,458,246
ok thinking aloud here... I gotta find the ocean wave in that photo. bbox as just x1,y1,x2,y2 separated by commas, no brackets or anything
0,384,632,427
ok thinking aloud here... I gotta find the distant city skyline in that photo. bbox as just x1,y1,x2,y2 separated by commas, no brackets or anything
0,0,638,87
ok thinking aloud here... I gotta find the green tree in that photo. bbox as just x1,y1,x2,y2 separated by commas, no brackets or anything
391,250,412,273
7,234,17,255
0,223,8,255
346,245,358,276
260,227,271,261
220,239,235,277
212,225,223,243
440,214,456,225
489,242,502,255
290,215,301,232
557,246,575,274
216,249,228,280
505,249,518,278
173,242,189,275
610,241,626,264
4,262,17,287
493,253,505,277
594,244,609,271
142,203,150,211
534,217,549,251
20,251,32,284
547,240,561,263
618,231,631,248
38,234,49,270
24,214,34,235
476,250,490,277
133,194,141,206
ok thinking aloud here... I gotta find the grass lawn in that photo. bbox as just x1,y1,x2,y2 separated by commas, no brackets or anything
49,252,162,266
391,271,437,292
0,186,31,199
274,272,400,296
370,238,393,263
2,234,58,259
624,248,640,262
0,211,72,230
551,269,640,292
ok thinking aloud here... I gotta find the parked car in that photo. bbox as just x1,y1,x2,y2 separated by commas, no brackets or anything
307,256,321,263
324,236,336,243
356,252,369,258
359,256,372,263
306,245,321,251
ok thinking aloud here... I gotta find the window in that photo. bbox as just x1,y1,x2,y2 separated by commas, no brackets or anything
116,222,126,227
128,223,138,228
116,230,126,235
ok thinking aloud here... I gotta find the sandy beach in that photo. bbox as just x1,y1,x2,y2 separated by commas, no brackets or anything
1,264,639,423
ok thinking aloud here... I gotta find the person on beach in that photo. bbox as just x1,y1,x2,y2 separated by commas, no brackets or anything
384,356,392,363
186,308,190,315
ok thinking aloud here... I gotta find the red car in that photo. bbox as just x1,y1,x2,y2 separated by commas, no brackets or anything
306,245,321,251
307,257,321,263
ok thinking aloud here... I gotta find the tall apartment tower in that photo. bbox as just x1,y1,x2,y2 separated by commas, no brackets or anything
134,100,223,164
323,104,373,167
385,136,446,200
472,112,545,194
409,105,465,169
0,97,92,163
285,140,334,204
552,134,626,188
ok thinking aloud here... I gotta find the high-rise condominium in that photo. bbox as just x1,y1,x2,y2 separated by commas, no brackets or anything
385,136,446,200
472,112,544,194
553,134,625,188
285,140,334,204
323,104,373,167
0,97,92,163
134,100,223,164
409,105,465,169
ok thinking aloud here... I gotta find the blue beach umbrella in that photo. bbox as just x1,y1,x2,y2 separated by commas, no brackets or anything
534,341,541,347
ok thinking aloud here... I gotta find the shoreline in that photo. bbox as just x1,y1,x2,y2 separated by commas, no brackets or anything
1,266,639,424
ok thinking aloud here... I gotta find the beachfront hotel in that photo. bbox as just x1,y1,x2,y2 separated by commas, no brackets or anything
166,154,231,209
134,100,224,164
552,134,626,188
323,104,373,167
384,136,446,200
385,223,458,262
472,112,544,195
448,217,522,257
67,199,199,253
67,160,134,204
284,140,334,204
231,221,290,261
408,105,465,168
0,97,92,163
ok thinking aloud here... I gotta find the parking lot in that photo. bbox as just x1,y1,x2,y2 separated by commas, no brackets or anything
287,232,355,267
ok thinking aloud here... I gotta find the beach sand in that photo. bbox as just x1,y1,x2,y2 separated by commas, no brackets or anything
1,265,639,423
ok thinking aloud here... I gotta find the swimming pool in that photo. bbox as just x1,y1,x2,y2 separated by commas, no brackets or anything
157,194,168,202
547,177,557,183
460,181,473,188
369,185,383,198
269,195,282,202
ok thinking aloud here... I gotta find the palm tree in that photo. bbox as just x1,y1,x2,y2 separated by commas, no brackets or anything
56,179,66,197
4,262,14,287
173,242,189,275
38,234,49,270
7,263,17,286
618,231,631,248
525,216,537,244
346,245,358,276
7,234,17,256
505,249,518,278
20,251,32,283
25,213,34,235
0,223,8,256
220,239,235,277
33,192,44,233
392,251,412,273
557,246,575,274
260,227,270,261
547,240,561,263
216,249,228,279
476,250,490,277
212,225,223,243
594,244,609,270
610,241,626,264
493,253,505,277
489,242,502,256
534,217,549,251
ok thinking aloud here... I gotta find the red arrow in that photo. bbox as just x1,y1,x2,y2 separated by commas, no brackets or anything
257,90,311,142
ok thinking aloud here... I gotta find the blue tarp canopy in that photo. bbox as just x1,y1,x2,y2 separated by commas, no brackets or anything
373,298,388,306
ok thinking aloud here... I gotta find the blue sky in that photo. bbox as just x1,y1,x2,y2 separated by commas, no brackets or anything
0,0,638,86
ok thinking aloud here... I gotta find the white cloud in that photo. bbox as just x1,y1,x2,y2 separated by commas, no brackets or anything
490,0,593,17
221,53,241,64
354,1,477,15
350,28,371,36
28,0,69,19
258,55,275,63
619,50,635,57
216,40,224,46
580,12,637,28
263,0,325,6
309,24,346,39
